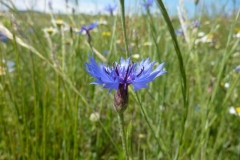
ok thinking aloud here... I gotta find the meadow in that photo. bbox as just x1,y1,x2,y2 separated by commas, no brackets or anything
0,0,240,159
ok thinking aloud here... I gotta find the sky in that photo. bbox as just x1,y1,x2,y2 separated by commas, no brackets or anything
0,0,238,17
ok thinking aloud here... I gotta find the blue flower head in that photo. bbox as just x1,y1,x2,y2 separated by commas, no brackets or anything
0,32,8,43
76,22,98,42
141,0,154,10
77,22,98,34
85,56,166,112
104,4,117,16
192,20,200,28
48,1,53,10
175,27,184,35
102,50,109,55
86,56,166,91
234,65,240,72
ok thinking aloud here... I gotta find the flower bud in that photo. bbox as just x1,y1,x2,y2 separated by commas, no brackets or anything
114,84,128,113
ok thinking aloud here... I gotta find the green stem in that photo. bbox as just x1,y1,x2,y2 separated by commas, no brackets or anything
154,0,187,107
61,25,66,71
118,113,129,160
73,96,79,159
119,0,129,58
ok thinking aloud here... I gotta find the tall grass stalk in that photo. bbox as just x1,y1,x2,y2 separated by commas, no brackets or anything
119,0,129,58
155,0,188,159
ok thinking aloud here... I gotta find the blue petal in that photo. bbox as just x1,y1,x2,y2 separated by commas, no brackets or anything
132,62,166,91
136,58,155,77
152,62,167,77
85,56,119,91
132,82,149,91
75,27,86,34
120,57,130,68
87,22,98,30
141,0,154,8
0,32,8,43
105,4,117,12
112,4,118,10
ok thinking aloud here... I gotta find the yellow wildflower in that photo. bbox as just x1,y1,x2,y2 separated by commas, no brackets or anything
229,106,240,116
234,27,240,32
236,107,240,115
43,27,58,35
102,31,111,37
46,28,53,34
56,19,64,26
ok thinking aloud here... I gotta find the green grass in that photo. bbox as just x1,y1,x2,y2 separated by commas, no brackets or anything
0,1,240,159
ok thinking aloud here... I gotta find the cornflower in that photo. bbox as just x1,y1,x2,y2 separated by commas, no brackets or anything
0,31,7,43
48,1,53,10
76,22,98,43
192,20,200,28
102,50,109,55
234,65,240,72
175,27,184,36
85,56,166,112
141,0,154,12
104,4,117,16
